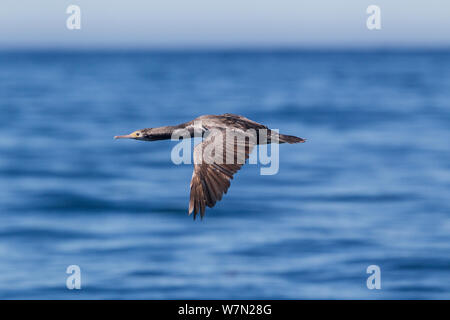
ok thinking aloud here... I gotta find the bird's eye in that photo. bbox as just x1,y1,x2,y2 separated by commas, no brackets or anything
136,133,140,136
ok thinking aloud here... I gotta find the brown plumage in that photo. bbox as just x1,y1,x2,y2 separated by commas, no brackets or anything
114,113,305,219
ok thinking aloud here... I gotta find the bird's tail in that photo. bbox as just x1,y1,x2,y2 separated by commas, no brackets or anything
277,133,306,144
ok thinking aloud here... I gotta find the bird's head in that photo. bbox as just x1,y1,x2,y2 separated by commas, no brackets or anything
114,129,148,141
114,128,170,141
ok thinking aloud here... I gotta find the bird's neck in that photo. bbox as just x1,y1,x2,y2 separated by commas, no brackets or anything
144,122,194,141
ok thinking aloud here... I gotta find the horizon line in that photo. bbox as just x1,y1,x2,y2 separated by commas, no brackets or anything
1,45,450,53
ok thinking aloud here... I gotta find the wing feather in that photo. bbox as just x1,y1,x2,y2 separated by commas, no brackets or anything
188,128,256,219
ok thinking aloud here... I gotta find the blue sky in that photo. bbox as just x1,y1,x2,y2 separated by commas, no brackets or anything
0,0,449,48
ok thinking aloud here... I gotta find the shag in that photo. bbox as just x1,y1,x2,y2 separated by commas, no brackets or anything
114,113,305,219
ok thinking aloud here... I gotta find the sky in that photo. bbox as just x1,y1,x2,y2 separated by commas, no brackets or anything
0,0,449,49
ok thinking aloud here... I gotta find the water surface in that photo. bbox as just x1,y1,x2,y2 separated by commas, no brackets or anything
0,50,449,299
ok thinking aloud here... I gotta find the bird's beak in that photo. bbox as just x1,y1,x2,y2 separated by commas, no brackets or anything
114,134,133,139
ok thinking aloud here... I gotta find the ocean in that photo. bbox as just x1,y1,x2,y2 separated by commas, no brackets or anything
0,50,449,299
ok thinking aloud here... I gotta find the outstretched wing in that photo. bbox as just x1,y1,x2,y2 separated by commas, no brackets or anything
189,128,256,219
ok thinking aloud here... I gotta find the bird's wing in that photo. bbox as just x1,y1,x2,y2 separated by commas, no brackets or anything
189,128,256,219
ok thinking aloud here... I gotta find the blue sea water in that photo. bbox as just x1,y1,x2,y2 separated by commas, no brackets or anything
0,50,449,299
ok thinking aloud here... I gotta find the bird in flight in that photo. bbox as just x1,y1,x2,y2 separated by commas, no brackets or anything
114,113,305,219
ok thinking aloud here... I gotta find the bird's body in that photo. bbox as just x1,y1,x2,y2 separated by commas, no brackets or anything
115,113,305,219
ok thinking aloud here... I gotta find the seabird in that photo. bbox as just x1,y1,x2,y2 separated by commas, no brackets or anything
114,113,305,219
